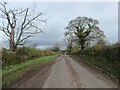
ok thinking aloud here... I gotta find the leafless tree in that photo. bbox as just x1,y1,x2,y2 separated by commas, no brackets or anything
0,2,46,51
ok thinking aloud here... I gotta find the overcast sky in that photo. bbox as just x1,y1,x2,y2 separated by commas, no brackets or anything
0,2,118,49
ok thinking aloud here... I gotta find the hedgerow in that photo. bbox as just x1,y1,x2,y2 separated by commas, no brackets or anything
2,47,56,68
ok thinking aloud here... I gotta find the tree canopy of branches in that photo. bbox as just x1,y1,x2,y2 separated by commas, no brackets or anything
64,32,77,52
0,2,46,51
65,16,106,50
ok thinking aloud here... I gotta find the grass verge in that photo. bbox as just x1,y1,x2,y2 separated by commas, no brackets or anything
2,54,59,88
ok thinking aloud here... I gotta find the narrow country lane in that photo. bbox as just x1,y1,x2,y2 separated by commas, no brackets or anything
11,56,117,88
43,56,117,88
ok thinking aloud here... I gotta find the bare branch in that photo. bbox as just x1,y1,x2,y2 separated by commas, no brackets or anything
0,2,45,51
21,8,28,28
0,27,10,37
22,12,42,29
11,11,17,27
15,9,27,15
17,39,30,46
19,35,32,44
0,22,10,37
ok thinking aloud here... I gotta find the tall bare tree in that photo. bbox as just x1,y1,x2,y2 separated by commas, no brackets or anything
65,16,106,50
0,2,46,51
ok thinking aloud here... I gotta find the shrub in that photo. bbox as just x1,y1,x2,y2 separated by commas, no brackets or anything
2,50,18,67
79,43,119,65
2,47,57,68
73,43,119,79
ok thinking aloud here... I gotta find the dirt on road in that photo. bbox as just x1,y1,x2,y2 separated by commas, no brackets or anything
11,55,118,88
10,56,63,88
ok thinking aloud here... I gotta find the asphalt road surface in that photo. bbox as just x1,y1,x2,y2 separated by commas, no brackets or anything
11,55,117,88
43,56,117,88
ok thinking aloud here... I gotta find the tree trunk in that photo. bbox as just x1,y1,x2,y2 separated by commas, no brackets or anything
9,27,15,51
80,40,85,51
81,43,85,50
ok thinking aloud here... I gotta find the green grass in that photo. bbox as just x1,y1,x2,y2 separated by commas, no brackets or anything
2,54,59,88
71,54,118,80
